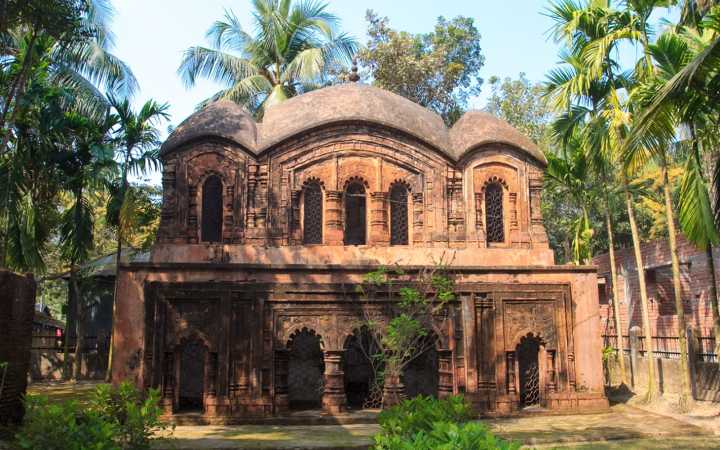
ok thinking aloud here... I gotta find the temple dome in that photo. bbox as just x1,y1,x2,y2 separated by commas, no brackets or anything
257,83,449,153
160,84,546,165
160,99,257,155
449,111,546,164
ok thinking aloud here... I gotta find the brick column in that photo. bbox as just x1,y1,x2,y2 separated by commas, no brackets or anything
438,349,454,398
370,192,389,245
161,352,174,414
412,192,424,244
274,349,289,413
321,350,346,413
325,191,343,245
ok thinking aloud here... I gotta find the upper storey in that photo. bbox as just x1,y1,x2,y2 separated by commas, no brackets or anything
155,83,552,265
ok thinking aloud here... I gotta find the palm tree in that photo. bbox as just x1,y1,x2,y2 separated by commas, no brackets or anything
178,0,357,116
545,134,596,265
629,12,720,360
104,96,169,381
58,110,117,380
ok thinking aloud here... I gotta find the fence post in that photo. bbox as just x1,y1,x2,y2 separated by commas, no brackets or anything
687,326,700,400
629,326,641,389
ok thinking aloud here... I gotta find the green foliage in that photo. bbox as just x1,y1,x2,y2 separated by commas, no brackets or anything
485,73,552,150
359,10,484,125
15,381,170,450
178,0,357,115
373,396,518,450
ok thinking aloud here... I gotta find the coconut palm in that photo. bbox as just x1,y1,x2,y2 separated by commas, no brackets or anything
104,95,169,381
629,13,720,360
178,0,357,116
58,110,118,380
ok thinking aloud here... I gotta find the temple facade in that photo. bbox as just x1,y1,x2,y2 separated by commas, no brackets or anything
111,83,607,419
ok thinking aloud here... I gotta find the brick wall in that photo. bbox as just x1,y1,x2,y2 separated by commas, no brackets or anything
593,234,719,337
0,270,36,423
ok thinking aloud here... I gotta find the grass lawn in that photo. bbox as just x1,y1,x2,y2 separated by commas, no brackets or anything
25,380,106,406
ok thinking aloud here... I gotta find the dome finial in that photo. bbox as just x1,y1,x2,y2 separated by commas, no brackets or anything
349,57,360,83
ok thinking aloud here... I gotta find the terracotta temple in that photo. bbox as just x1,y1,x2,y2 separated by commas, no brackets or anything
111,82,608,419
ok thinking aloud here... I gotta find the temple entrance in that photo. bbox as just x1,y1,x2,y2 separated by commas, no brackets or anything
343,328,380,409
403,346,439,399
179,340,206,412
517,335,541,407
288,328,325,410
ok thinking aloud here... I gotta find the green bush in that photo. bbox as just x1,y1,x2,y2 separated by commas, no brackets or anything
15,381,170,450
373,396,519,450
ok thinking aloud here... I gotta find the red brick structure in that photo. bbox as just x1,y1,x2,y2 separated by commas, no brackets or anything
593,234,720,338
111,83,607,419
0,270,36,424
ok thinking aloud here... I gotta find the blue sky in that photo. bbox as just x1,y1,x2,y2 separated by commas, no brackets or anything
111,0,677,183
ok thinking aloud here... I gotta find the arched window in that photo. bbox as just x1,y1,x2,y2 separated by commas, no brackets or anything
344,182,366,245
390,183,409,245
201,175,223,242
303,182,323,244
485,183,504,244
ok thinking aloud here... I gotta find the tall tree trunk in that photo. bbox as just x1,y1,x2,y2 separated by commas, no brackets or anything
71,271,84,381
623,174,659,401
605,196,627,385
707,245,720,357
105,148,131,382
661,162,693,410
62,286,76,381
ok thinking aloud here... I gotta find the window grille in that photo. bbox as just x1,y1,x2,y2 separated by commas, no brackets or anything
344,183,366,245
303,183,323,244
390,184,409,245
201,175,223,242
485,183,504,244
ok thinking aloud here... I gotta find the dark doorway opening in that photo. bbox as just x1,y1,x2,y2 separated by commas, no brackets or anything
403,346,439,399
343,328,380,409
179,340,206,412
344,182,366,245
288,328,325,410
201,175,223,242
517,335,541,407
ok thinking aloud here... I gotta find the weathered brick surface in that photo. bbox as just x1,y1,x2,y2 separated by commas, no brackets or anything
0,270,36,423
593,235,719,337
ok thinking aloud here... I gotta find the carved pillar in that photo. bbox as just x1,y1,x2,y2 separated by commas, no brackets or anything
568,352,577,390
546,350,557,393
274,349,289,413
207,352,218,397
474,192,486,246
321,350,346,413
370,192,389,245
446,170,465,242
506,352,516,395
325,191,343,245
382,372,405,407
161,352,174,414
437,349,454,399
412,192,424,244
290,190,301,244
529,177,548,244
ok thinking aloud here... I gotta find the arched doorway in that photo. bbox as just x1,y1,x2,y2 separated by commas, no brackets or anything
517,335,541,407
402,338,439,399
343,328,380,409
178,339,206,412
287,328,325,410
201,175,223,243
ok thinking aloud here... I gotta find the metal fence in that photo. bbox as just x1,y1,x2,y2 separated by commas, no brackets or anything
602,333,717,363
31,334,109,353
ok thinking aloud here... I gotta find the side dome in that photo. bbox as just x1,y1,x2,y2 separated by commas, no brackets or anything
258,83,450,154
450,111,546,165
160,100,258,156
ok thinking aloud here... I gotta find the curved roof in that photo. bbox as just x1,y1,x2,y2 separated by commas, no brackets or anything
160,100,257,155
161,84,546,165
449,111,545,164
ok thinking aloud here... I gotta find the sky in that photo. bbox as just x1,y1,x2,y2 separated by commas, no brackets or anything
110,0,678,184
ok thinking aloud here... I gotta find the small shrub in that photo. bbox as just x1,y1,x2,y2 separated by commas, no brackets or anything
373,396,519,450
15,381,170,450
